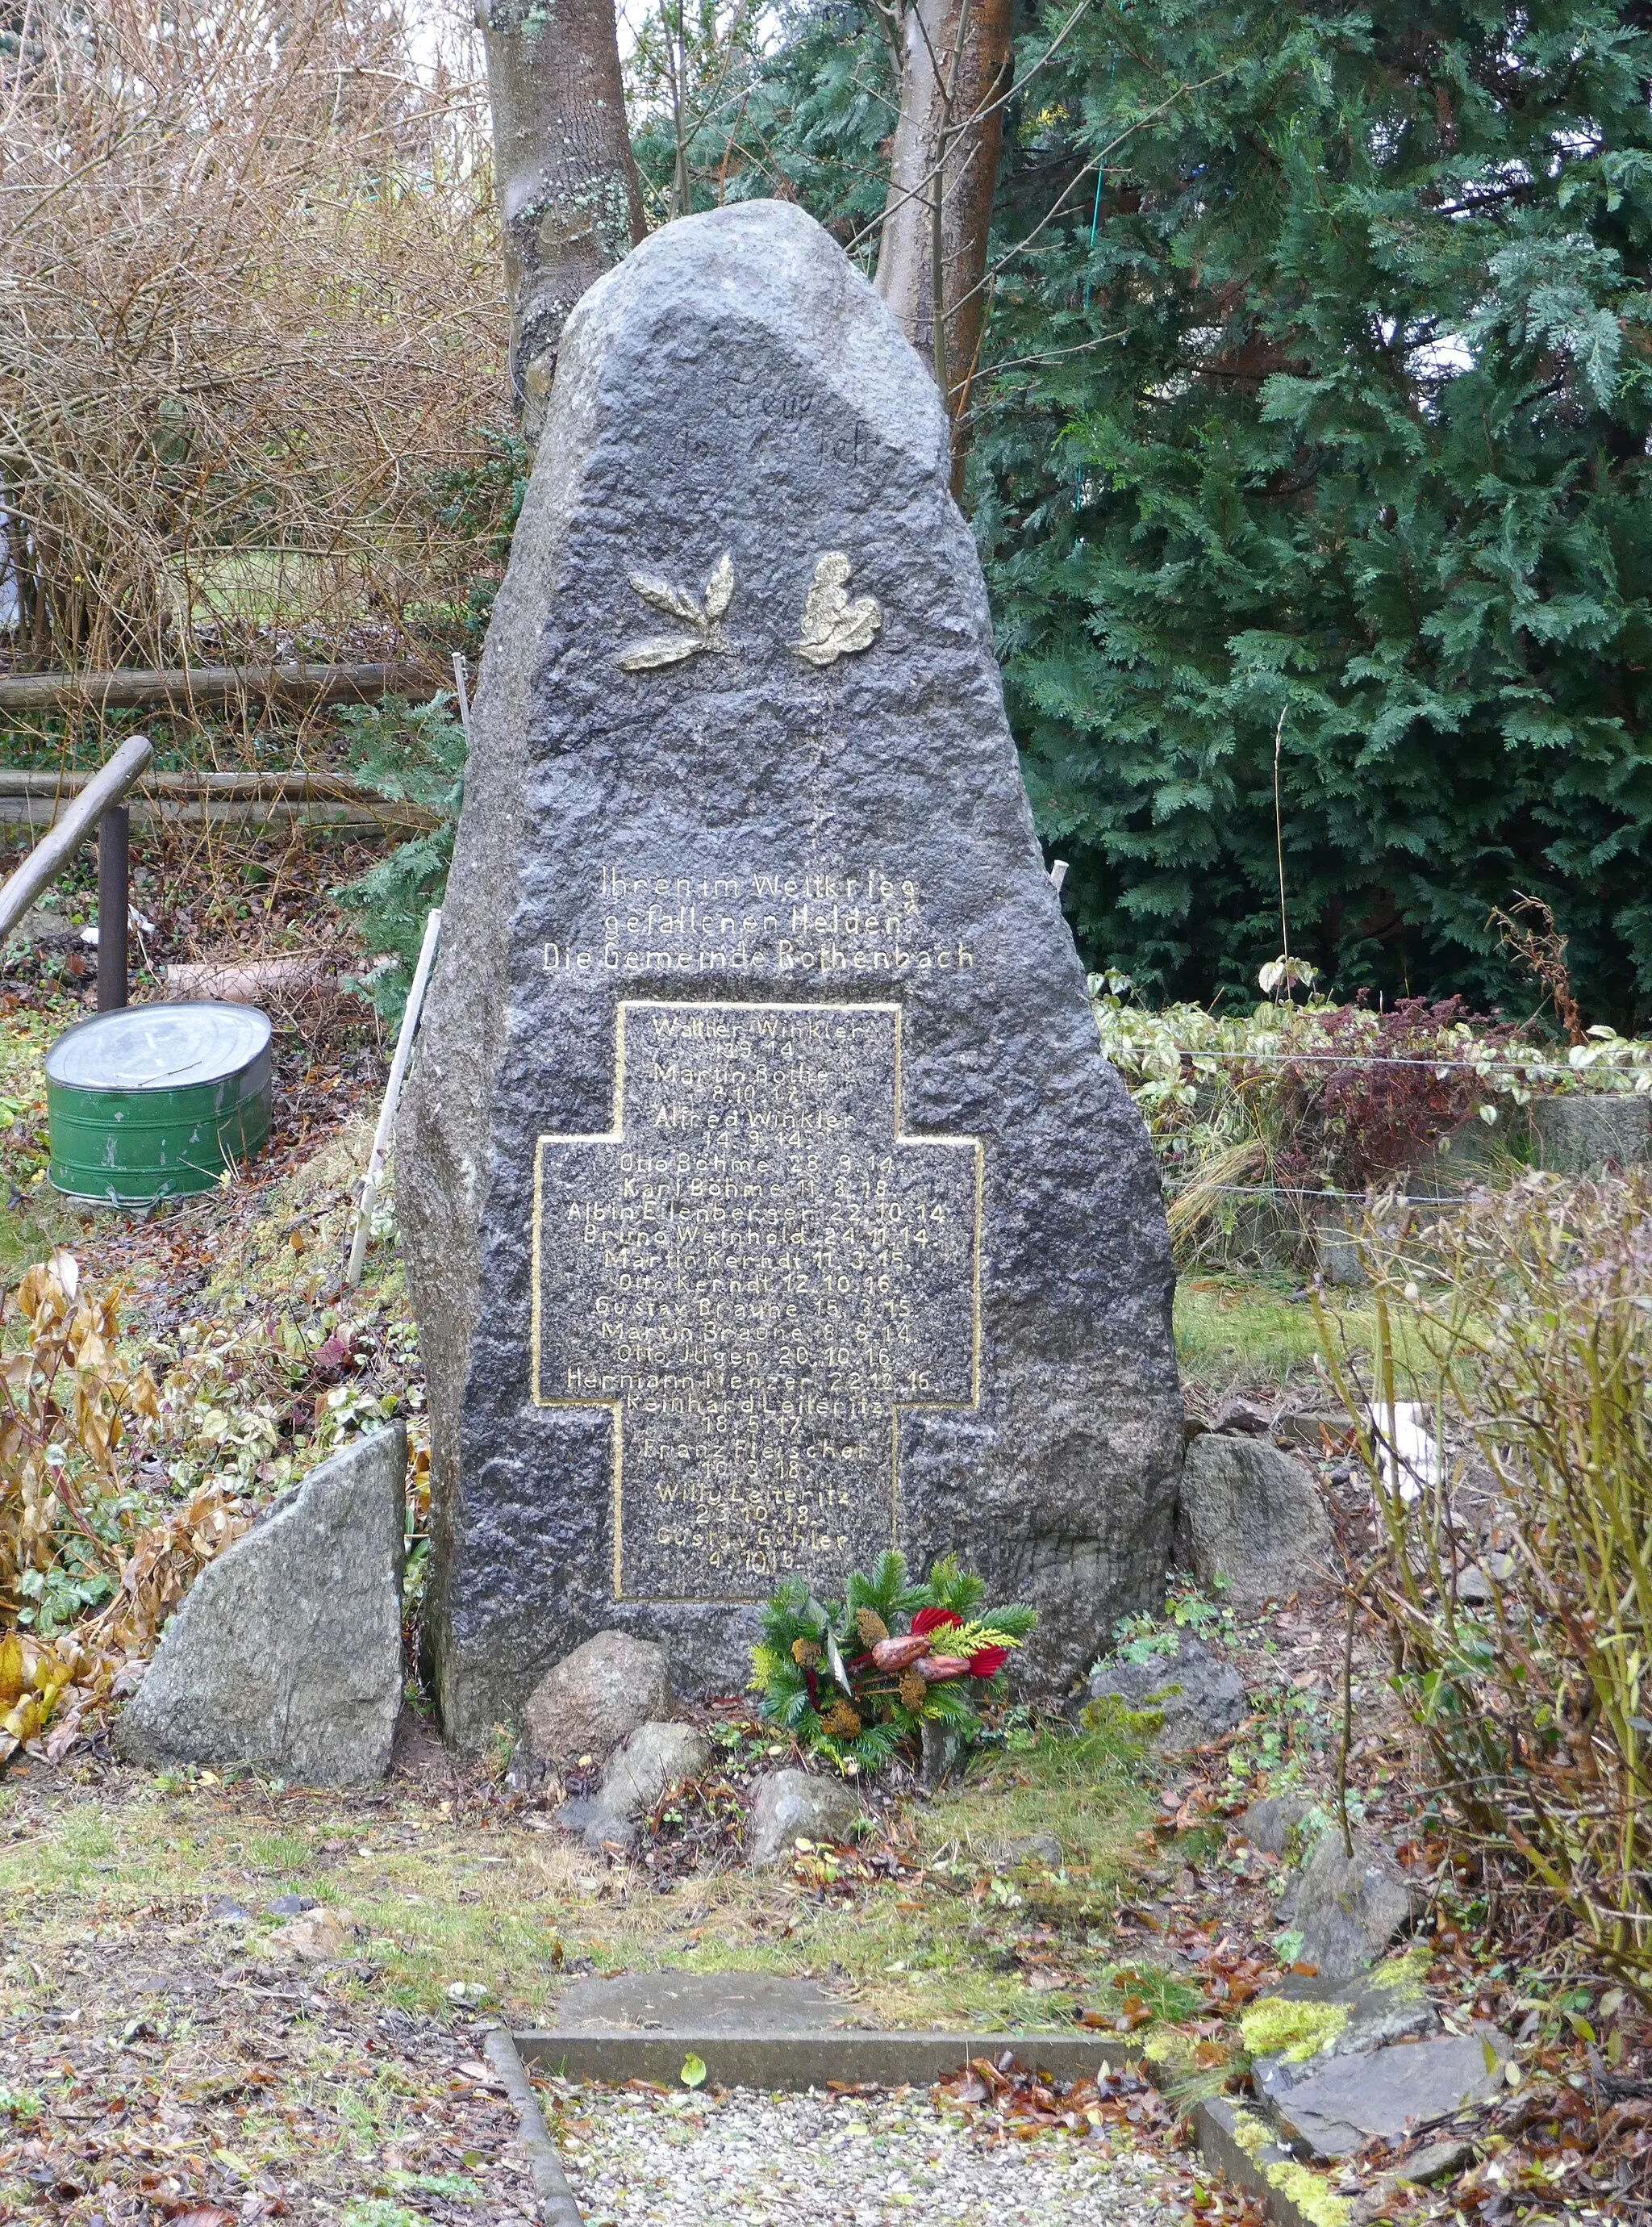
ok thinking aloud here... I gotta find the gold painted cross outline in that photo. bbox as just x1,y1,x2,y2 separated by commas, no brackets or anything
529,998,983,1601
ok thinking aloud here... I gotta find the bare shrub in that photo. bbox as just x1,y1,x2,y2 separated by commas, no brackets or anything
0,0,507,675
1320,1176,1652,1995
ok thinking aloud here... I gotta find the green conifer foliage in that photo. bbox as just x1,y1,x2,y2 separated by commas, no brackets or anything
972,2,1652,1023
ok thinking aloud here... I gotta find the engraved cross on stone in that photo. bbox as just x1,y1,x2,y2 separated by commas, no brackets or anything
533,1000,979,1602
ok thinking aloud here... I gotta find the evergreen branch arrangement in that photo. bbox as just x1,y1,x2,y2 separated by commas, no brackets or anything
750,1552,1037,1774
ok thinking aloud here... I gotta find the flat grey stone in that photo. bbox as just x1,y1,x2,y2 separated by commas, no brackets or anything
1251,1961,1440,2109
553,1719,712,1849
1088,1633,1247,1753
511,1630,670,1782
115,1426,405,1784
1396,2137,1476,2185
1178,1434,1337,1615
1270,2031,1511,2160
746,1768,862,1867
1531,1093,1650,1173
553,1972,845,2033
1291,1830,1413,1978
1238,1795,1314,1856
396,198,1182,1744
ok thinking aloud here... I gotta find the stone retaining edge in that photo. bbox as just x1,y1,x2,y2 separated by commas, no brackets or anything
1195,2095,1343,2227
512,2026,1137,2091
482,2027,583,2227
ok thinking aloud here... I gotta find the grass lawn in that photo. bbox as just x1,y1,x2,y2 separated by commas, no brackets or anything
0,1719,1166,2040
1174,1272,1353,1389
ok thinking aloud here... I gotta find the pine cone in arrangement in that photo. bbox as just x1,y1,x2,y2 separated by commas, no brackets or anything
917,1655,972,1682
854,1607,890,1646
821,1700,863,1740
899,1669,928,1711
791,1636,823,1667
870,1633,930,1671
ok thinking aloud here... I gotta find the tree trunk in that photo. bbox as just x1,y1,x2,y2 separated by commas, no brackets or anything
477,0,646,448
874,0,1013,492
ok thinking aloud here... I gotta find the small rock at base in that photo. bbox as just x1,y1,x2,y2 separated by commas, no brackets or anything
1396,2137,1476,2186
1237,1795,1314,1856
746,1769,863,1868
553,1719,713,1851
1291,1830,1414,1978
1087,1633,1248,1753
1178,1434,1337,1615
511,1630,671,1785
269,1907,357,1962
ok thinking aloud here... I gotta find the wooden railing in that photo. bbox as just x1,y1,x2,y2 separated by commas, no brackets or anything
0,766,435,839
0,736,154,1008
0,660,426,714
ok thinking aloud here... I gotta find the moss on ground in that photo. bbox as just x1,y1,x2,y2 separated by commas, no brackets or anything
1240,1994,1350,2062
1227,2103,1353,2227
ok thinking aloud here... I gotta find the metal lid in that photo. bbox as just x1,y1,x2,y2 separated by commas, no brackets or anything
45,1002,272,1092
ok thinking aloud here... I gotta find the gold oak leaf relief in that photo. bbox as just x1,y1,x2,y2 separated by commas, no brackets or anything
795,551,882,667
617,550,736,671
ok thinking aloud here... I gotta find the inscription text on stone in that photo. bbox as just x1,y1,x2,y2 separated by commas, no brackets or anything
532,1001,979,1601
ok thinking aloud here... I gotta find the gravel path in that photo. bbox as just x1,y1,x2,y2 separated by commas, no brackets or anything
551,2084,1186,2226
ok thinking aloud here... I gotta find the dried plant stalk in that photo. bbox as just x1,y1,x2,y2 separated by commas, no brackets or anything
1316,1176,1652,1995
0,0,508,677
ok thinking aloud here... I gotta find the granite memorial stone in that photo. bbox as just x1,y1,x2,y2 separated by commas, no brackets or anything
398,200,1182,1745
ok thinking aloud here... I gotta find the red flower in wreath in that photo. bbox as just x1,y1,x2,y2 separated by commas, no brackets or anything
911,1607,1007,1680
910,1607,959,1638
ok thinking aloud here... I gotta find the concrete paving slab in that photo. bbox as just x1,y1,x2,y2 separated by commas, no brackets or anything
551,1971,847,2033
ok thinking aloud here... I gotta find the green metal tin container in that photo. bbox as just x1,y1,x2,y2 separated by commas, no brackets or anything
46,1002,273,1205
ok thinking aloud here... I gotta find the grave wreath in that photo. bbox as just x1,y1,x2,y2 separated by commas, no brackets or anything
751,1551,1037,1773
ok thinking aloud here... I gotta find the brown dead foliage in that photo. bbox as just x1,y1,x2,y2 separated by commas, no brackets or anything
0,0,506,675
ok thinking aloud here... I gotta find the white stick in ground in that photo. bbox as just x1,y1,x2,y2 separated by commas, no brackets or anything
451,651,473,746
345,908,443,1289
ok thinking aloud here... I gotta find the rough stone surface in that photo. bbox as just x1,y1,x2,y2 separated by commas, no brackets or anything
1250,1961,1440,2112
553,1719,712,1850
1238,1795,1314,1856
1532,1092,1650,1173
1396,2138,1476,2187
269,1907,359,1963
1269,2031,1511,2160
512,1629,670,1780
745,1768,864,1867
1291,1830,1413,1978
1178,1434,1337,1614
115,1426,405,1783
396,200,1182,1745
1087,1634,1248,1753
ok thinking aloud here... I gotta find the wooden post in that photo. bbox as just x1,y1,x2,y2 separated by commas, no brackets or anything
97,804,129,1009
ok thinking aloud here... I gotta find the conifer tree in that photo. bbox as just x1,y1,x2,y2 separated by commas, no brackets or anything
973,2,1652,1023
